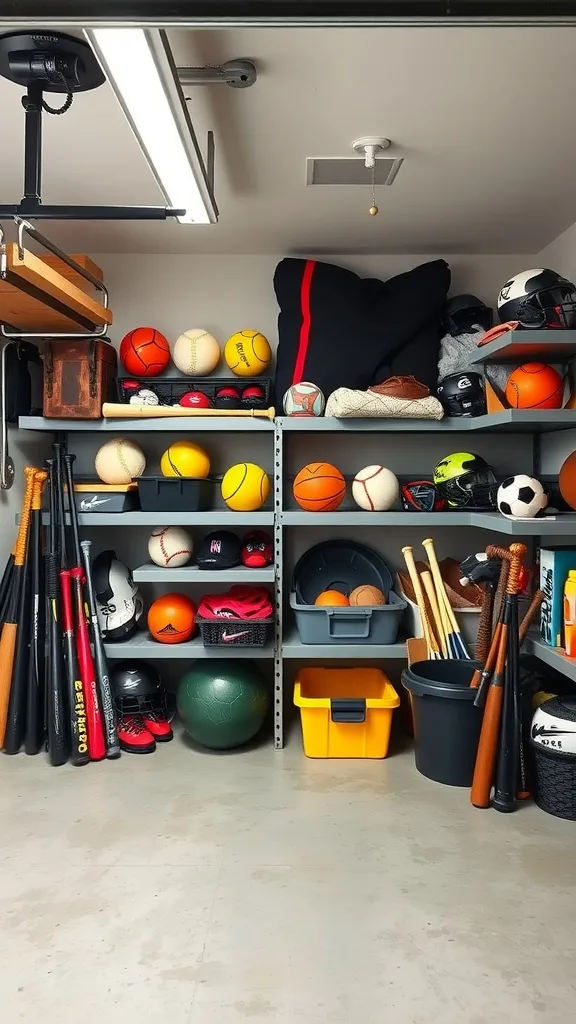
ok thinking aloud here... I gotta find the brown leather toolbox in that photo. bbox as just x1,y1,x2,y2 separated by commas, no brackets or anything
43,339,118,419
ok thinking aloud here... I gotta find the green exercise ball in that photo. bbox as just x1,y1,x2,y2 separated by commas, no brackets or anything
177,660,269,749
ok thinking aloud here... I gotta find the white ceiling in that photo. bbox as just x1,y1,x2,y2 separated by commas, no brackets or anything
1,26,576,255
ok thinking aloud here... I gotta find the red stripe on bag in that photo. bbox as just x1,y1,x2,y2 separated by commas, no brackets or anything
292,259,316,385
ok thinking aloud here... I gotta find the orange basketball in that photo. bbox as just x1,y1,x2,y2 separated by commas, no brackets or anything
505,362,564,410
293,462,346,512
148,593,195,644
314,590,350,607
120,327,171,377
559,450,576,510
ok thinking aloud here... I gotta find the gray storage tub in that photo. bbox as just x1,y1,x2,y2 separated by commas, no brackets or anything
290,590,406,645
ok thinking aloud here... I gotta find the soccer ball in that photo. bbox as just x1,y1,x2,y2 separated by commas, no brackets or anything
283,381,325,417
497,475,548,518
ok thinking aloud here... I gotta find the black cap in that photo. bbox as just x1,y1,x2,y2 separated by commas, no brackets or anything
196,530,242,569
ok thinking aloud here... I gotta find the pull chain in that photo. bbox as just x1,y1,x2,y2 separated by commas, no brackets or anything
369,162,378,217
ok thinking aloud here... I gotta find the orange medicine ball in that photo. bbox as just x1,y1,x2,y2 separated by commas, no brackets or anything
314,590,350,607
148,593,196,644
293,462,346,512
505,362,564,410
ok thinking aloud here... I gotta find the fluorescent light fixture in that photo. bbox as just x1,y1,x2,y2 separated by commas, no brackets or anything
85,28,217,224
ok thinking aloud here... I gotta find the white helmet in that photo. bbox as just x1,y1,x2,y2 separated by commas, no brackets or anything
531,697,576,756
92,550,143,642
497,268,576,328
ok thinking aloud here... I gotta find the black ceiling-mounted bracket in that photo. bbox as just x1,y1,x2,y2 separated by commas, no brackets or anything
0,30,184,221
177,59,257,90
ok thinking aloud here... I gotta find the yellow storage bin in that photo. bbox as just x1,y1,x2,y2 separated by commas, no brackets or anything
293,667,400,758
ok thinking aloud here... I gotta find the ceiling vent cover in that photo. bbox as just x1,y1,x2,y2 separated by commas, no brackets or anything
306,157,403,187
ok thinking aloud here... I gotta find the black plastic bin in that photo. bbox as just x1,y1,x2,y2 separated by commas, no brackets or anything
138,476,214,512
402,660,483,787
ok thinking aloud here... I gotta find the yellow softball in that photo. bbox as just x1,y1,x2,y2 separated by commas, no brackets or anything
224,330,271,377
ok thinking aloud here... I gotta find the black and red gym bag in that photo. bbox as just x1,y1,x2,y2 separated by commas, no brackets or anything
273,257,450,407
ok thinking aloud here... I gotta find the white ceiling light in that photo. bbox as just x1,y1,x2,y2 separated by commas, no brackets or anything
85,28,217,225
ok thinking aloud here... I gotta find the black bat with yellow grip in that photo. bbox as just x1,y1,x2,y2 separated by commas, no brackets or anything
4,469,47,754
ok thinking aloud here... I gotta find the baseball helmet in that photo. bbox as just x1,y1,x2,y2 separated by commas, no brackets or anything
401,480,446,512
441,294,493,337
531,697,576,756
110,661,168,717
92,551,143,641
436,372,487,418
497,268,576,329
433,452,498,510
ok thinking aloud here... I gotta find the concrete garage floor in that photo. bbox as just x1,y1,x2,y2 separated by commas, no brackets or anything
1,727,575,1024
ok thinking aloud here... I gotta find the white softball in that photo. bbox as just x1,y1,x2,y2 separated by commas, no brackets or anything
352,465,399,511
173,328,220,376
129,388,159,407
95,438,146,485
148,526,194,568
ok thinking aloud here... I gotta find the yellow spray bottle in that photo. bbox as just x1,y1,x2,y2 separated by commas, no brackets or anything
563,570,576,657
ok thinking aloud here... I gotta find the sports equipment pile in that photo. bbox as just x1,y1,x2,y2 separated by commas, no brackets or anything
0,453,121,765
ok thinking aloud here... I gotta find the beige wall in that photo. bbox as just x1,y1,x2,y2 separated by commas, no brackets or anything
94,253,530,350
0,251,533,571
538,222,576,282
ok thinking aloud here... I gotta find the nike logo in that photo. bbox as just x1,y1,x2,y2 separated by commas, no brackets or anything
531,725,574,738
221,630,250,642
80,496,110,510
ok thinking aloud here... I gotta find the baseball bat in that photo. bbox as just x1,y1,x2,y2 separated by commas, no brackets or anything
62,451,106,762
45,458,69,767
470,543,525,809
471,558,509,698
4,469,47,754
494,588,520,813
81,539,120,759
53,447,89,767
421,570,448,658
102,403,275,420
402,546,439,658
422,538,470,659
0,467,35,748
0,546,15,626
24,469,47,755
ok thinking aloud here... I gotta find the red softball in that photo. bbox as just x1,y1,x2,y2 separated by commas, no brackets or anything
179,390,212,409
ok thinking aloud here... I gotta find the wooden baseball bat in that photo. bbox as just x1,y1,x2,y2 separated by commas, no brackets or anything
102,403,275,420
470,558,509,696
422,537,470,659
0,467,35,748
402,546,439,658
471,543,526,809
421,570,448,658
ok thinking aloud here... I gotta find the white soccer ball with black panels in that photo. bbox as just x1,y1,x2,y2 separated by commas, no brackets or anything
497,475,548,519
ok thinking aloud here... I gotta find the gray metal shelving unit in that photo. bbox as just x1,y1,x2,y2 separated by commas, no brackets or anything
18,383,576,748
104,634,274,659
280,509,576,535
470,330,576,364
280,410,576,434
40,511,274,527
20,415,274,433
132,564,275,584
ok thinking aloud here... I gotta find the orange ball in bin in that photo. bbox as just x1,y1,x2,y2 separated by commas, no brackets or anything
314,590,350,607
148,593,196,644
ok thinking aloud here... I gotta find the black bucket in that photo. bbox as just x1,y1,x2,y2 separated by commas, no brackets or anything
402,659,483,787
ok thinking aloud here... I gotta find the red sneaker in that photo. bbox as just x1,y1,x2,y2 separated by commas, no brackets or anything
142,712,173,742
117,715,156,754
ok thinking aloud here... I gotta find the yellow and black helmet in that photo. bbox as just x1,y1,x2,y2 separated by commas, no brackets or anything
433,452,498,510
